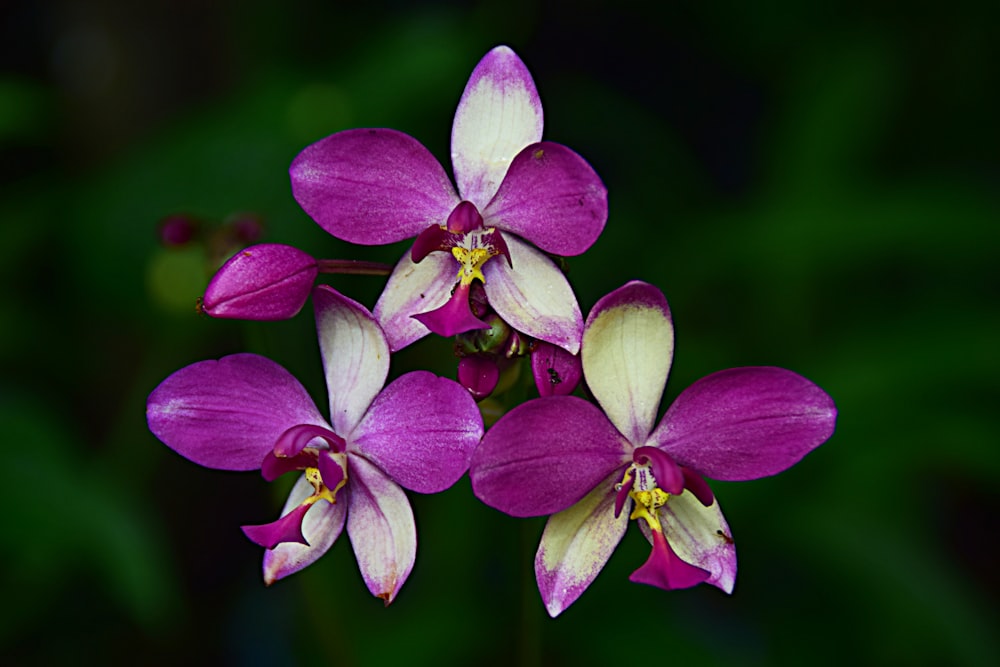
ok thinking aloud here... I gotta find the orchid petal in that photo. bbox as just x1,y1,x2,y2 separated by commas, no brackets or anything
629,528,710,591
470,396,630,517
483,235,583,354
411,281,491,338
535,472,628,617
483,142,607,256
582,281,674,445
241,502,311,549
147,354,328,471
530,341,582,397
451,46,543,208
373,250,455,352
345,454,416,605
263,474,347,584
290,128,458,245
645,491,737,593
352,371,483,493
202,244,318,320
652,366,837,481
313,286,390,436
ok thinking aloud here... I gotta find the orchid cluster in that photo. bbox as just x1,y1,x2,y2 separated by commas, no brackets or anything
147,46,836,615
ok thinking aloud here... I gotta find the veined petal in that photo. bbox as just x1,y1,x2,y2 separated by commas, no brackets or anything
351,371,483,493
313,286,390,436
346,454,416,605
652,366,837,481
201,244,318,320
451,46,544,208
535,472,628,617
483,235,583,354
373,250,455,352
263,474,347,585
290,128,458,245
147,354,328,471
483,142,607,256
642,491,737,593
470,396,630,517
582,281,674,445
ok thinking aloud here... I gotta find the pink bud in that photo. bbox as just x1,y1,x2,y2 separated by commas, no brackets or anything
530,341,582,396
202,244,318,320
458,355,500,400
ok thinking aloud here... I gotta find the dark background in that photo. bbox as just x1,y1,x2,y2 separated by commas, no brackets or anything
2,1,997,665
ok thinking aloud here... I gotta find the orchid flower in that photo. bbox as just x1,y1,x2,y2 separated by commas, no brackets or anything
469,281,836,616
147,285,484,603
290,45,607,353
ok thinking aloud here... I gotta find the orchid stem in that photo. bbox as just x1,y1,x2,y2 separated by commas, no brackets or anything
316,259,393,276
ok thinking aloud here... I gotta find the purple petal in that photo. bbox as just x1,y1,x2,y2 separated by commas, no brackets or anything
290,128,458,245
652,366,837,481
535,472,629,617
483,235,584,354
345,454,416,605
272,423,345,457
642,492,737,593
373,250,455,352
483,142,607,256
457,355,500,400
632,446,684,495
147,354,328,471
451,46,544,208
629,529,710,591
582,281,674,445
242,502,311,549
263,474,347,584
530,341,582,397
201,244,318,321
681,467,714,507
352,372,483,493
411,281,491,338
313,286,390,436
470,396,631,517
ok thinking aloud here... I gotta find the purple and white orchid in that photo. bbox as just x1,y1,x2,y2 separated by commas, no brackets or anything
289,45,607,354
469,281,836,616
147,285,484,603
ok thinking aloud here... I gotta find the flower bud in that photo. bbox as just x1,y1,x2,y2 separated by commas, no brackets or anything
201,244,318,320
457,355,500,400
530,341,582,396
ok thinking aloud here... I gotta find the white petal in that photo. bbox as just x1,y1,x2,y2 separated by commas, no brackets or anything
263,474,347,585
535,471,628,617
483,235,583,354
642,491,738,593
345,454,417,604
373,249,455,352
314,286,390,436
582,281,674,444
451,46,544,208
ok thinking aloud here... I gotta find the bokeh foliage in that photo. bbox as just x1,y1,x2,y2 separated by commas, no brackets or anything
2,1,997,665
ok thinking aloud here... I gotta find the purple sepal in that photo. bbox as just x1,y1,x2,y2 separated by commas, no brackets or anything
530,342,582,397
484,142,608,256
629,530,710,591
458,355,500,400
470,396,630,517
412,224,452,263
272,424,345,457
290,128,458,245
411,282,491,337
242,502,313,549
352,371,483,494
147,354,329,471
653,366,837,481
202,244,318,321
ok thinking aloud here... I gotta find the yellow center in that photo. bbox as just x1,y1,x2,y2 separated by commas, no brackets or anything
302,459,348,506
619,465,671,533
452,247,493,285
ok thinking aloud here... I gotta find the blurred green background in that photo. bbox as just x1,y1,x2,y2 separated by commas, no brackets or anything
2,1,997,665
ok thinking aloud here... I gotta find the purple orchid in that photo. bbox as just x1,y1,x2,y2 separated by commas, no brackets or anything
148,285,484,603
289,45,607,354
469,281,836,616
